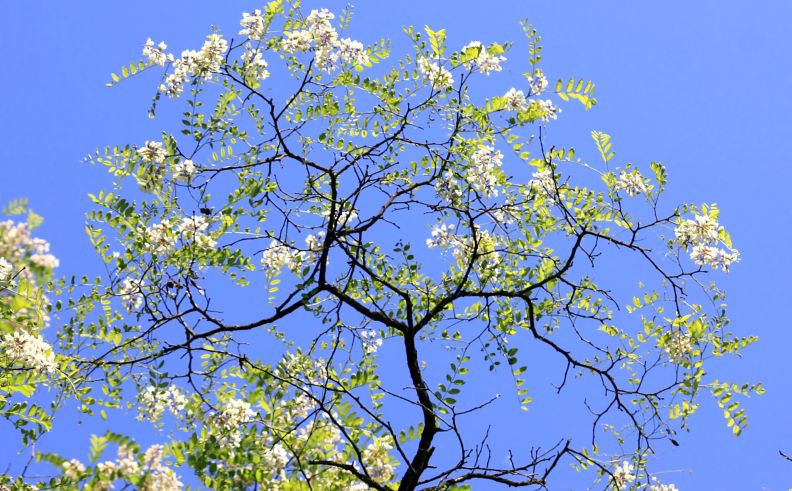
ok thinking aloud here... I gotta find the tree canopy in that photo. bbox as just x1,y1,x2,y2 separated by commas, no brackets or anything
0,2,759,490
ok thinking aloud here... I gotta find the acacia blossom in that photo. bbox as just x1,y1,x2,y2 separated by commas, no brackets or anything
504,88,528,111
465,146,503,198
241,43,271,80
159,34,229,97
662,330,693,364
360,329,383,355
616,169,650,196
171,159,196,183
239,10,266,40
461,41,505,75
674,211,739,271
137,141,166,164
143,39,172,66
207,398,256,447
1,329,57,373
612,461,636,487
527,69,549,95
418,57,454,89
118,277,145,312
137,385,189,422
62,459,86,480
528,168,556,198
0,256,14,289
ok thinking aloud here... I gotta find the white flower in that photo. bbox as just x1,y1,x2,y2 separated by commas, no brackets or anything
616,169,650,197
97,461,118,476
0,256,15,289
649,482,679,491
690,244,740,272
529,168,556,198
143,38,173,66
418,57,454,89
528,69,548,95
282,30,313,53
208,398,255,447
426,223,458,250
172,159,196,183
663,330,692,364
530,98,561,121
335,38,370,66
239,10,266,40
435,170,464,202
612,461,636,487
178,216,209,236
461,41,505,75
504,88,527,112
195,233,217,251
137,385,188,422
30,253,59,269
262,443,289,472
118,277,145,312
241,44,270,80
117,446,140,478
465,146,503,198
261,240,303,276
360,329,383,355
1,330,57,373
137,141,166,164
675,214,720,246
141,221,177,255
62,459,86,480
362,437,395,482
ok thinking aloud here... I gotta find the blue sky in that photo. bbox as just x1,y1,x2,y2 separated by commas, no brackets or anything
1,1,791,489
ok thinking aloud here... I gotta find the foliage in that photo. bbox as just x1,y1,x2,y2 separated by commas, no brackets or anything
0,2,758,490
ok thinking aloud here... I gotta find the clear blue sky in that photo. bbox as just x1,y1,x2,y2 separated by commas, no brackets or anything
1,1,791,489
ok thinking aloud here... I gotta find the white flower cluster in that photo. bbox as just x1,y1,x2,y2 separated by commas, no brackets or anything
612,461,636,488
239,10,267,40
1,329,57,372
281,9,370,73
143,39,173,66
501,89,560,121
418,56,454,89
461,41,506,75
527,69,549,95
62,459,86,480
261,443,290,472
465,146,503,198
662,330,692,364
0,256,14,289
261,240,302,277
139,215,216,257
137,140,166,164
427,224,501,274
528,168,556,199
178,216,216,249
277,351,329,386
241,43,271,80
90,445,182,491
118,277,145,312
360,329,383,355
674,211,739,272
171,159,196,184
362,436,396,482
207,398,256,447
616,169,650,197
137,385,188,422
159,34,229,97
649,482,679,491
434,170,464,203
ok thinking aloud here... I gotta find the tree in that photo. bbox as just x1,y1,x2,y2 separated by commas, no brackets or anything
0,2,760,490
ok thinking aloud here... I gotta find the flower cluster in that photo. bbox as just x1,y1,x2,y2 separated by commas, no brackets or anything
501,89,560,121
674,210,739,271
650,482,679,491
504,88,528,111
0,256,14,289
207,398,256,447
662,330,693,364
171,159,196,184
465,146,503,198
281,9,370,72
261,240,302,277
360,329,383,355
239,10,267,40
461,41,505,75
426,223,457,249
1,329,57,372
158,34,229,97
88,445,182,491
241,43,271,80
531,98,561,121
62,459,86,480
418,57,454,89
528,168,556,199
427,224,501,275
527,69,549,95
434,170,464,203
118,277,145,312
143,39,173,66
612,461,636,488
137,385,189,422
616,169,650,197
362,436,396,481
136,141,166,164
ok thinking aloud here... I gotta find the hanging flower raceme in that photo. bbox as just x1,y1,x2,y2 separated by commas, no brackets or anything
674,206,739,271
